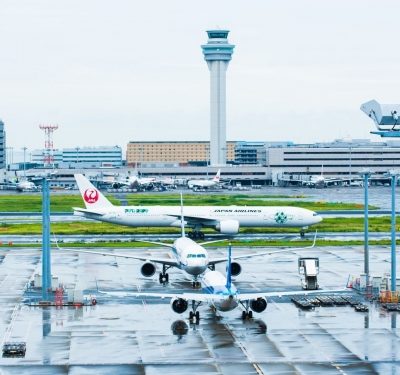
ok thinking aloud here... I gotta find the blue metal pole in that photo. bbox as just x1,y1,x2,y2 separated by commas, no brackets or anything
364,173,369,283
391,175,397,292
41,178,51,300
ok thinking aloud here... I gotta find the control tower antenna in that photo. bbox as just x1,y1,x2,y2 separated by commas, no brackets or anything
39,124,59,168
201,30,235,166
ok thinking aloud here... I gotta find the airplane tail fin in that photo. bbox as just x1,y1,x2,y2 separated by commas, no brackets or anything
213,169,221,183
180,192,185,237
226,243,232,290
74,174,114,210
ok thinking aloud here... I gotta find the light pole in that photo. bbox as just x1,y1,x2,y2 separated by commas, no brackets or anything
22,146,27,178
387,170,399,292
41,177,51,301
358,169,371,287
75,147,80,169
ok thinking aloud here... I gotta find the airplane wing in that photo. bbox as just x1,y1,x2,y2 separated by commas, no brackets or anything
56,247,179,267
132,240,174,248
236,288,349,301
209,232,317,266
198,239,227,246
73,207,104,217
98,290,230,302
99,287,350,303
167,214,217,226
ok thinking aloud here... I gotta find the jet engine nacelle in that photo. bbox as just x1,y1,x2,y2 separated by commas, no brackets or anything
171,298,189,314
216,220,240,235
250,298,267,313
141,262,156,277
231,262,242,277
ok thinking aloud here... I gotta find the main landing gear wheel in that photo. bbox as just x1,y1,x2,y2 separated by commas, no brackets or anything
159,273,169,284
242,310,253,320
300,230,305,238
192,281,201,288
189,311,200,324
188,231,205,240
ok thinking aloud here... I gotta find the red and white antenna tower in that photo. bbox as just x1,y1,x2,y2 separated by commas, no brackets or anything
39,124,59,167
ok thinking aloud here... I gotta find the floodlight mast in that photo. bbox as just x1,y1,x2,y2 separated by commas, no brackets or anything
361,100,400,293
360,100,400,137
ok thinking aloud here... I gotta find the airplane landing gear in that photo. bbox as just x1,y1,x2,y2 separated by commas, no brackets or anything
188,231,205,240
300,230,305,238
192,281,201,288
159,264,171,284
189,301,202,324
241,310,253,320
159,273,169,284
240,300,253,320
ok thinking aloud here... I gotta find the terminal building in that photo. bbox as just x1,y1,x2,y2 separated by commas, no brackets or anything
31,146,122,168
8,139,400,188
126,141,236,166
124,139,400,186
267,139,400,182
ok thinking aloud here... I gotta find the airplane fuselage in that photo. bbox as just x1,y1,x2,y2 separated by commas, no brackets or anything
172,237,208,277
77,205,321,229
201,270,239,312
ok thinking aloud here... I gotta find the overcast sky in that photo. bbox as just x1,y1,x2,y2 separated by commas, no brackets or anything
1,0,400,154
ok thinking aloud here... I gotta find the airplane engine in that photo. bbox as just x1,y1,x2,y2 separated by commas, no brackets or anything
141,262,156,277
171,298,188,314
231,262,242,276
216,220,240,235
250,298,267,313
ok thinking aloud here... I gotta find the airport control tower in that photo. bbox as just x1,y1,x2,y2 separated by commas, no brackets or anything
201,30,235,166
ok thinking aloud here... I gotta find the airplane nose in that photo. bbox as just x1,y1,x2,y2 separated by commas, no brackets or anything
314,214,323,224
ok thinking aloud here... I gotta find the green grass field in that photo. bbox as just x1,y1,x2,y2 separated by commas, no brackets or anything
0,193,375,212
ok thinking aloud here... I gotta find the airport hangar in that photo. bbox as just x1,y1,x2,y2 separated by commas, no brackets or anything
12,138,400,189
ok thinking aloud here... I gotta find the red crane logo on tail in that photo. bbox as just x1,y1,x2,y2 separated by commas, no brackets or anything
83,188,99,204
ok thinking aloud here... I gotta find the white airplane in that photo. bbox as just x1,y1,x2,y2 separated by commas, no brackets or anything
187,169,221,190
102,174,156,189
73,174,322,239
64,193,318,287
99,244,346,323
16,180,38,192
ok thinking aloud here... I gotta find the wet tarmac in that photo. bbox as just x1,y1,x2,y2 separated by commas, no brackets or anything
0,245,398,373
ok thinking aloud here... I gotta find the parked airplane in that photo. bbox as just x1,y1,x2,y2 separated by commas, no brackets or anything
65,193,318,287
99,244,344,323
187,169,221,190
102,174,156,189
15,180,38,192
74,174,322,238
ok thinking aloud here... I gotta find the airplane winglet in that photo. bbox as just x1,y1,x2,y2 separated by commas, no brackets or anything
311,230,318,248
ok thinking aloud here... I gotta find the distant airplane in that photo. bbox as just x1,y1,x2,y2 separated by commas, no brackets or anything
187,169,221,190
74,174,323,239
15,180,38,192
101,174,156,189
99,244,345,323
301,166,359,188
65,193,318,288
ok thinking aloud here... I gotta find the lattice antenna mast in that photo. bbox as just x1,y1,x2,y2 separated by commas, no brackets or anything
39,124,59,168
